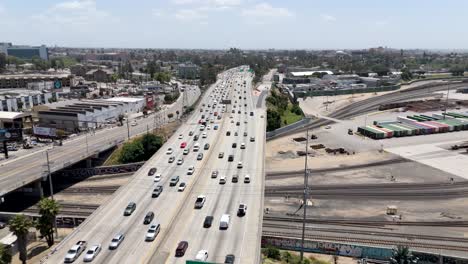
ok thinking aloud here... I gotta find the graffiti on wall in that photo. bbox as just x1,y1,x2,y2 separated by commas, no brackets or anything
55,162,144,178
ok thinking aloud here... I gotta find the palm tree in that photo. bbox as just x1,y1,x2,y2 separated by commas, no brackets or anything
0,243,12,264
36,198,60,247
390,245,418,264
9,214,32,264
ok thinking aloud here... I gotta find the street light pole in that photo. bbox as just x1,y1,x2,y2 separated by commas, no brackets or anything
300,129,310,261
126,118,130,140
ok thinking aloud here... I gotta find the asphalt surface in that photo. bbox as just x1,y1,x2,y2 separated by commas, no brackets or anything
0,86,200,196
42,67,266,264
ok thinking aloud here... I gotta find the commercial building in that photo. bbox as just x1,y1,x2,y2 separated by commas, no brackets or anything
0,90,57,112
37,97,145,132
85,68,114,83
0,74,73,89
0,42,48,60
178,63,200,79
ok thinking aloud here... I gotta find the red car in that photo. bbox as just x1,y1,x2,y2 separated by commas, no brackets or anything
180,142,187,148
214,112,218,116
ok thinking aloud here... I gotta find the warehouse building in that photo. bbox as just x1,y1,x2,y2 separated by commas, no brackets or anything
0,74,73,89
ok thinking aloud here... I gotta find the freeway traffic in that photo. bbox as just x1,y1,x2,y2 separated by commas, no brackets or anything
43,66,266,264
0,85,200,196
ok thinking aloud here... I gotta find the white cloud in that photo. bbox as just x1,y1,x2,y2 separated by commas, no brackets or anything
172,0,241,8
320,14,337,22
152,9,165,17
175,9,207,21
241,3,293,19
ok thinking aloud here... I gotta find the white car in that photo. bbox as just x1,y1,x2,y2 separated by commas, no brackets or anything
109,234,124,250
145,224,160,241
177,158,184,165
237,162,243,169
195,250,209,261
207,125,211,130
187,166,195,175
178,134,183,139
64,241,87,263
178,182,186,192
166,148,173,155
183,149,189,155
202,132,207,138
83,244,101,262
154,174,161,182
219,176,226,184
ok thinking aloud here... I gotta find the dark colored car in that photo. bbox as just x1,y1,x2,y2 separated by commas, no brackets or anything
123,202,136,216
232,143,237,148
226,131,231,136
152,186,163,198
203,216,214,228
143,211,154,224
228,155,234,162
194,135,199,141
175,241,189,257
232,175,238,183
148,167,157,176
224,254,235,263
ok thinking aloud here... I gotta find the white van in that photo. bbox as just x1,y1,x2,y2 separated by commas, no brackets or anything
193,143,200,152
219,214,230,230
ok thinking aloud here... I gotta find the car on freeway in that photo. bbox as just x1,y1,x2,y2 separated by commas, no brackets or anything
206,125,211,130
148,167,157,176
250,136,255,142
232,174,238,183
194,195,206,209
131,122,137,126
123,202,136,216
224,254,235,264
154,174,161,182
232,143,237,148
260,115,264,118
244,174,251,183
203,216,214,228
183,149,189,155
175,241,189,257
219,175,226,184
143,211,154,224
195,250,209,261
168,156,175,163
64,241,87,263
166,148,173,155
226,131,231,136
177,158,184,165
202,132,207,138
187,166,195,175
178,134,183,139
228,155,234,162
200,125,205,131
218,152,224,158
204,143,210,150
237,162,243,169
108,234,125,250
152,186,163,198
237,204,247,216
230,120,234,123
220,214,230,230
236,121,240,126
234,132,238,136
189,131,194,136
170,176,180,186
211,170,219,178
180,142,187,148
145,223,161,242
83,244,101,262
240,143,246,149
243,132,247,137
178,182,186,192
197,153,204,160
325,125,331,129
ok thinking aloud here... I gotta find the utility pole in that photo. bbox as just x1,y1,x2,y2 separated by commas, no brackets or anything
126,118,130,140
444,82,450,119
46,150,58,237
300,129,310,261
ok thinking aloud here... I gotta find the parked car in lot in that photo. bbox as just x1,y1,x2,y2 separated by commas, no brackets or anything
175,241,189,257
64,241,87,263
148,167,157,176
145,223,161,242
83,244,101,262
203,216,214,228
194,195,206,209
108,234,124,250
123,202,136,216
152,186,163,197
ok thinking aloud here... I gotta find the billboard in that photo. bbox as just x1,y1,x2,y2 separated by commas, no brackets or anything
33,126,57,137
0,128,23,142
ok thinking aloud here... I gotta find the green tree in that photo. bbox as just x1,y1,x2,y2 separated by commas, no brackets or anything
119,141,145,163
0,53,6,72
450,66,465,76
36,198,60,247
401,68,413,81
267,109,281,131
262,246,281,260
140,134,164,160
9,215,32,264
389,246,418,264
371,64,390,76
0,243,12,264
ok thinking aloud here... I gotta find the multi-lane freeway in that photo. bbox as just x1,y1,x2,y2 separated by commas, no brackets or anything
42,66,266,264
0,86,200,196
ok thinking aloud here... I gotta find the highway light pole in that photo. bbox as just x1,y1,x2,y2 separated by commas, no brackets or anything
300,129,310,261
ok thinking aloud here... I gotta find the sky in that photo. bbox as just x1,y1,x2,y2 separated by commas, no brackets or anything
1,0,468,49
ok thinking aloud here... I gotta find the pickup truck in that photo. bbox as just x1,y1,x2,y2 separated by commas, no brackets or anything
64,241,87,263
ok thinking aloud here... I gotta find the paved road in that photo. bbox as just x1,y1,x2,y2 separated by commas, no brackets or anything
43,66,266,264
0,86,200,196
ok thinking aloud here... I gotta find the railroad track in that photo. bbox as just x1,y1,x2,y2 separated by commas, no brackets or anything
265,181,468,199
24,203,99,217
263,216,468,227
59,185,120,195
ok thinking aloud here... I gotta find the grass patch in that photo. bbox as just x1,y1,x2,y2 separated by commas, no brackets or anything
281,104,303,126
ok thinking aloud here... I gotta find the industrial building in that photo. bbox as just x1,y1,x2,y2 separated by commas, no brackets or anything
37,97,145,132
0,42,49,60
0,90,57,112
0,73,73,89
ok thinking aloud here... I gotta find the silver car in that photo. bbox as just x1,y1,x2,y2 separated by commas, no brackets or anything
83,244,101,262
108,234,124,250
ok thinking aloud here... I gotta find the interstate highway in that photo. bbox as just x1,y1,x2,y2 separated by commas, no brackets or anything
0,85,199,196
43,66,266,264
